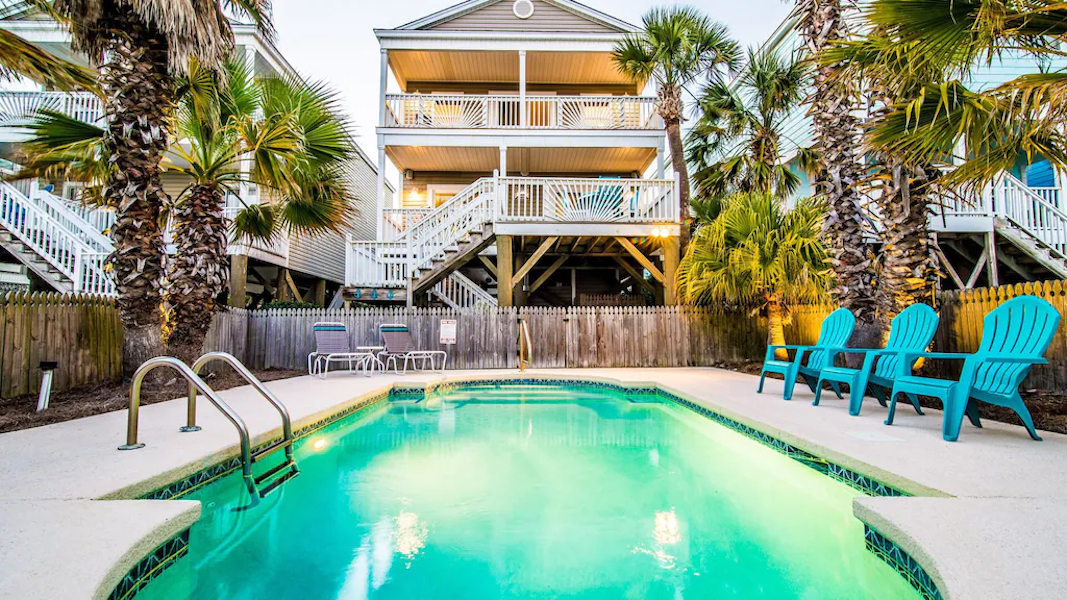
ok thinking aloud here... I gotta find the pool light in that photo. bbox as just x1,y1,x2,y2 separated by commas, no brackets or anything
312,438,327,450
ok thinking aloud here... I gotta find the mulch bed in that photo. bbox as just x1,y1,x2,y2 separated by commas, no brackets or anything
0,368,305,434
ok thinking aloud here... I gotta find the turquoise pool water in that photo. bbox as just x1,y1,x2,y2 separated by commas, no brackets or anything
138,383,919,599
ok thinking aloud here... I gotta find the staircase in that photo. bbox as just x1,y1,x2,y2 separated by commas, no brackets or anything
347,177,499,308
0,182,115,295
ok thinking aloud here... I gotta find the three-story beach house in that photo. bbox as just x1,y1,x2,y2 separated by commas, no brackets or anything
350,0,682,308
0,2,391,307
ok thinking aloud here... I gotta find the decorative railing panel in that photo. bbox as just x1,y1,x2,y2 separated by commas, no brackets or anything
497,177,677,223
384,94,659,130
0,91,103,126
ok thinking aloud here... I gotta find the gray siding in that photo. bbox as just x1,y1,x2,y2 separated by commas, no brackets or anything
286,148,388,283
428,0,618,33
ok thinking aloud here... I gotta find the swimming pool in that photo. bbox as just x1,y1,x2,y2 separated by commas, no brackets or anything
136,382,920,599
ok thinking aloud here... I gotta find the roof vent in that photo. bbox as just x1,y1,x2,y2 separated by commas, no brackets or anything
513,0,535,19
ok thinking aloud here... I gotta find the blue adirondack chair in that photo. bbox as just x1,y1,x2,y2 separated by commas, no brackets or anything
887,295,1060,441
813,303,940,416
757,308,855,401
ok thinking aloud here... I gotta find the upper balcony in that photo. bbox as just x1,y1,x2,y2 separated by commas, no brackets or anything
383,93,659,131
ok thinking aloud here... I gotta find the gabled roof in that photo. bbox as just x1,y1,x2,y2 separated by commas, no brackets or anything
395,0,636,33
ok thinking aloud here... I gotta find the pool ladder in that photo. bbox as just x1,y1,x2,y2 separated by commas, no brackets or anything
118,352,300,500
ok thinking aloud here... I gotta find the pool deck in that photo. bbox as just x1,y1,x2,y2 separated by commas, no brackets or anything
1,367,1065,599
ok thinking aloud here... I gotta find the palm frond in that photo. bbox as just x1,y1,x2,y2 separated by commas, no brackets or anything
0,29,98,91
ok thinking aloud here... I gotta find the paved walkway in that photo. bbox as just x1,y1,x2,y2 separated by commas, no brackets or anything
1,368,1065,599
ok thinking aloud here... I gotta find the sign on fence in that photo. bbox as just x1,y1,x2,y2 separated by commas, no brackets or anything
439,319,457,345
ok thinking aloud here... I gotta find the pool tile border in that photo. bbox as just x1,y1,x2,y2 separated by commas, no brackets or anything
865,525,944,600
107,528,190,600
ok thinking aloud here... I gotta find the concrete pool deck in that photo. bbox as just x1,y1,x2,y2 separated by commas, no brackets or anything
1,367,1065,599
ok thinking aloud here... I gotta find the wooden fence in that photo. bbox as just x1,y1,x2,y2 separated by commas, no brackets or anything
4,281,1067,399
0,292,122,398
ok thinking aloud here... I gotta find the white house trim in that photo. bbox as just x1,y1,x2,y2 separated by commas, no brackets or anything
394,0,636,33
378,129,664,148
375,30,626,52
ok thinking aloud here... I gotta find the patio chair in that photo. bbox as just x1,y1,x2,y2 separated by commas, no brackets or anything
812,303,940,416
886,295,1060,441
757,308,855,400
308,322,372,378
379,323,447,374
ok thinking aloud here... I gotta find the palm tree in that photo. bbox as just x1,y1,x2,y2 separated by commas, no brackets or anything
0,29,96,91
687,48,818,215
46,0,272,375
163,59,355,363
793,0,886,349
861,0,1067,188
15,60,357,365
677,191,833,357
612,6,740,251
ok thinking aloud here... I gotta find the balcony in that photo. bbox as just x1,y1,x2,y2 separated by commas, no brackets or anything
0,91,102,126
383,94,659,130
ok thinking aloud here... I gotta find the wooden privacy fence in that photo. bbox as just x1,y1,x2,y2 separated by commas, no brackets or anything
0,292,122,398
3,281,1067,399
205,305,787,372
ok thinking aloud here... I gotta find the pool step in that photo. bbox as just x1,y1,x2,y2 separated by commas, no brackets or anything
254,459,299,498
251,438,294,463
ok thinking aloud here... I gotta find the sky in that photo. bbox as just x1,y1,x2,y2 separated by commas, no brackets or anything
271,0,794,162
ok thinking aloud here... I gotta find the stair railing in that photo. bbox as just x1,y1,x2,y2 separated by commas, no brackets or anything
994,174,1067,259
0,181,115,295
432,271,497,309
27,188,113,251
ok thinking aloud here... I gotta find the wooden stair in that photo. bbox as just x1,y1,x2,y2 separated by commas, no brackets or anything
412,226,495,296
0,231,74,293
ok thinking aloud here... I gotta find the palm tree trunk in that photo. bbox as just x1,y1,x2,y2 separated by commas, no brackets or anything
658,84,692,252
881,160,939,315
767,300,789,361
796,0,886,351
99,7,172,377
164,185,229,366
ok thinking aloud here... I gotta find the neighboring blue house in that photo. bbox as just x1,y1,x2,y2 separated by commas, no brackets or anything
752,13,1067,289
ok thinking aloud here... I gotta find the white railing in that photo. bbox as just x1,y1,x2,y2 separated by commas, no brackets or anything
995,175,1067,258
346,240,409,288
28,190,112,251
0,182,114,295
432,271,497,309
381,208,433,241
497,177,678,223
0,91,103,126
384,93,659,130
347,175,681,296
1028,186,1060,209
525,96,659,129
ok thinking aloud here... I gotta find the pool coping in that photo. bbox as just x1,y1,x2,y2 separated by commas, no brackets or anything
115,374,946,600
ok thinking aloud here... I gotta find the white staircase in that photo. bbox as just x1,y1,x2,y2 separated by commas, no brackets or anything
348,176,499,308
0,182,115,295
933,172,1067,280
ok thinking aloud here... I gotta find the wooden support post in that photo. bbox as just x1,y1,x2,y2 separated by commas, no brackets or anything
529,255,568,295
497,235,514,307
312,279,326,307
986,231,1000,287
615,237,665,283
275,268,291,301
662,236,680,305
229,254,248,308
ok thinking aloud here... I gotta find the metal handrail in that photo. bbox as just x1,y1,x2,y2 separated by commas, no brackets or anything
118,356,256,496
519,319,532,371
186,352,295,466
